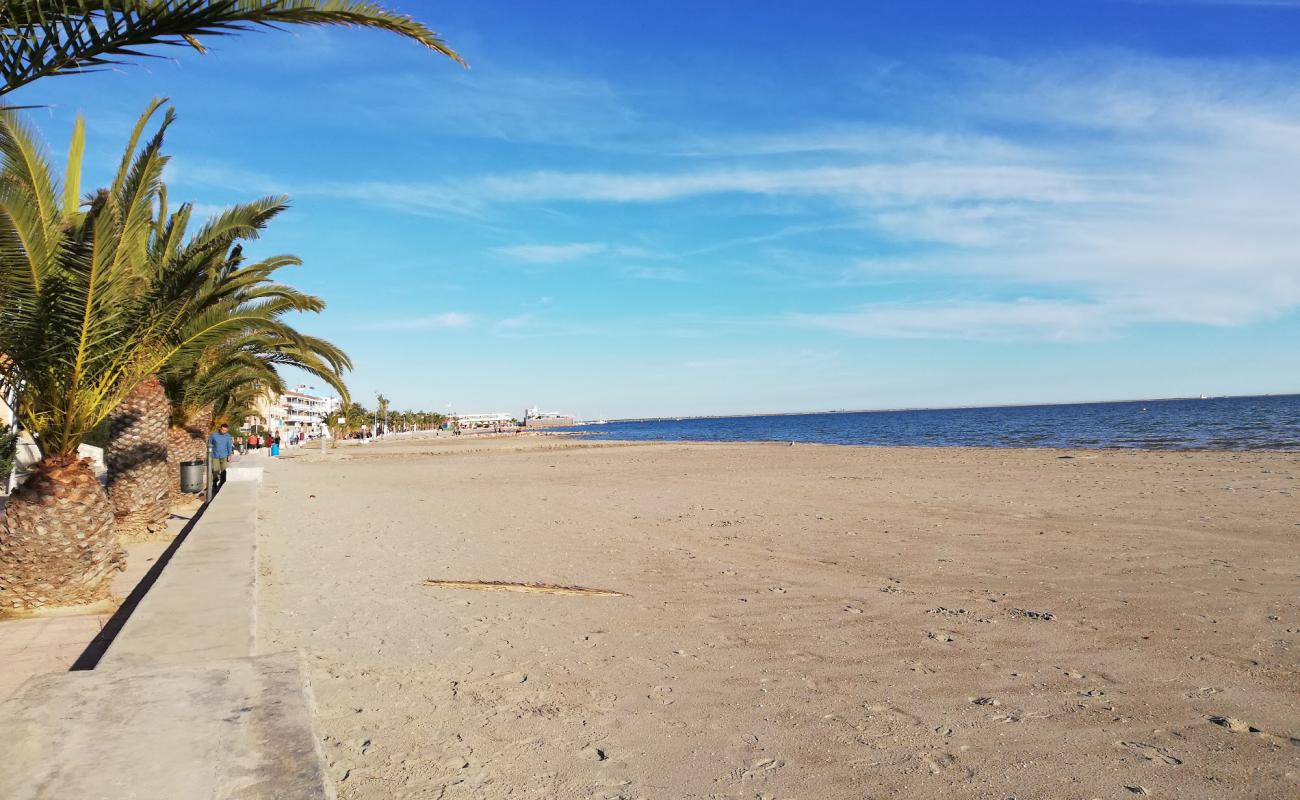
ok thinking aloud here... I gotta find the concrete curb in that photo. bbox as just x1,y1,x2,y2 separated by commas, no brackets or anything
0,653,331,800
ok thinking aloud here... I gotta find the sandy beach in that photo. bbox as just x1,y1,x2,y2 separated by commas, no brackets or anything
256,436,1299,799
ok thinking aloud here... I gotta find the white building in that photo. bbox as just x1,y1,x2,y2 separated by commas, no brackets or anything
249,386,340,437
523,406,575,428
454,412,514,430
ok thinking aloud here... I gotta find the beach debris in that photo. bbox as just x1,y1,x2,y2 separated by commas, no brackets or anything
1009,608,1055,621
1209,715,1254,733
580,745,609,761
1120,741,1182,765
927,606,992,623
928,606,969,616
971,697,1001,706
423,580,626,597
926,630,955,642
1124,786,1150,796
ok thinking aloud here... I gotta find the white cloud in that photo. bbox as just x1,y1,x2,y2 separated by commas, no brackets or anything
467,163,1095,206
684,357,752,369
170,52,1300,341
497,315,532,329
791,298,1123,341
340,68,641,147
356,312,473,331
495,243,607,262
625,266,690,281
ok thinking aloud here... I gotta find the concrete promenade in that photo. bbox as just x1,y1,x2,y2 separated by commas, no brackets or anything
0,464,333,799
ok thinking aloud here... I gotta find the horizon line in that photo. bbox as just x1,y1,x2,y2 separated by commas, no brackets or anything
584,391,1299,425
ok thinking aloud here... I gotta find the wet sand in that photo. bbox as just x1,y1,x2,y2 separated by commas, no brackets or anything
257,436,1299,799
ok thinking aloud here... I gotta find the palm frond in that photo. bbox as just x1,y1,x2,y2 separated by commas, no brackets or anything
0,1,466,96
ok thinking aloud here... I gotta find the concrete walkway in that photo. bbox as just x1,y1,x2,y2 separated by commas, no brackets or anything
1,652,327,800
101,483,258,669
0,465,332,799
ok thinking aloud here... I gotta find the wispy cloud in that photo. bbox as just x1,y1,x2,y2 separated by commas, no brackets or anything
684,357,753,369
791,298,1123,342
170,51,1300,342
495,243,607,262
355,312,473,331
624,266,691,281
339,67,642,147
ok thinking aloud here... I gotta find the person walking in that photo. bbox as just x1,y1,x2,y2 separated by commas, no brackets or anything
208,423,235,493
271,433,281,457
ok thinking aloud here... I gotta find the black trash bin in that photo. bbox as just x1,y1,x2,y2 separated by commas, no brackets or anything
180,459,206,493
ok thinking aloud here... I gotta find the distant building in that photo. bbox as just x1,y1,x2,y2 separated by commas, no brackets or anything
454,412,514,430
248,386,340,436
523,406,575,428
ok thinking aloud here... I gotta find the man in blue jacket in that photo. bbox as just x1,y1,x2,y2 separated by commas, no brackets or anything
209,423,235,491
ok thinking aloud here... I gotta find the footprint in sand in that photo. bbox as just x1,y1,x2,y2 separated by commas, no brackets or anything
924,752,973,779
845,605,864,614
650,685,675,706
1119,741,1183,765
769,586,787,594
927,630,955,643
733,758,785,781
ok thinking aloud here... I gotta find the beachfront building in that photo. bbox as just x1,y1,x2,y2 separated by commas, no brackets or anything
523,406,576,428
247,386,341,438
454,412,515,430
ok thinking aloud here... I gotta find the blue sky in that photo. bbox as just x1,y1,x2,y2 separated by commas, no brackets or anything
12,0,1300,418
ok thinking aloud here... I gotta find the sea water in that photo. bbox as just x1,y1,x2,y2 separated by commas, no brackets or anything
561,395,1300,450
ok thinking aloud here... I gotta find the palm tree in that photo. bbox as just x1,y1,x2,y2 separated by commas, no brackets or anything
0,102,314,609
116,189,351,513
95,118,321,535
159,326,350,501
0,0,465,96
341,400,369,435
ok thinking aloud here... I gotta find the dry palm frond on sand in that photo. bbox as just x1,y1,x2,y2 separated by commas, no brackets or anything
424,580,626,597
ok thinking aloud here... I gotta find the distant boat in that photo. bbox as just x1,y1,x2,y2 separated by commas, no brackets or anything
1200,394,1209,400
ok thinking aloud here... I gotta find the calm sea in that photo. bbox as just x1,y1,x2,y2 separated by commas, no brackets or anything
562,395,1300,451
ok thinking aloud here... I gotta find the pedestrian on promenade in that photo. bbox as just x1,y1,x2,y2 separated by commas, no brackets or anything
271,433,281,457
209,423,235,492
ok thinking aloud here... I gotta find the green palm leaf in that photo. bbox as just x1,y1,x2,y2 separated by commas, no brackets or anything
1,1,465,95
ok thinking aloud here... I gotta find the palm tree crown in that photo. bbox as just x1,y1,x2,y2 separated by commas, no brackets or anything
0,99,335,456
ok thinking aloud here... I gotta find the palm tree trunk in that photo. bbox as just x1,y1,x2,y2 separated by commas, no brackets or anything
106,375,172,540
187,403,216,459
0,455,125,611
